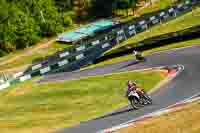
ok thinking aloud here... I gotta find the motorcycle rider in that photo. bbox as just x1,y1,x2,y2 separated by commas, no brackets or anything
125,80,140,102
125,80,149,105
132,50,145,61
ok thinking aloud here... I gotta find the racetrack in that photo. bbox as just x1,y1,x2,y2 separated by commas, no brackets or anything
40,46,200,133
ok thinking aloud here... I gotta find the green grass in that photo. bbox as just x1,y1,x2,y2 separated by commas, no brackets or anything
105,5,200,56
0,70,166,133
83,38,200,70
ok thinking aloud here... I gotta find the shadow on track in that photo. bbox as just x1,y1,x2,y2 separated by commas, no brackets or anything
118,60,139,70
94,107,134,120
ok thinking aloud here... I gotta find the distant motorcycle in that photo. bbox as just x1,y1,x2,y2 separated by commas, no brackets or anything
136,53,146,62
133,50,146,62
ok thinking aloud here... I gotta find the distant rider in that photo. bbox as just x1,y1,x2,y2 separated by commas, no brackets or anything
132,50,145,61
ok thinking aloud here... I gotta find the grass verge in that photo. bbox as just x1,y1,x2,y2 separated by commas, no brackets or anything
0,70,166,133
117,100,200,133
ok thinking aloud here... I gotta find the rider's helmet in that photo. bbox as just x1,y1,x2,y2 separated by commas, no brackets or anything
127,80,136,87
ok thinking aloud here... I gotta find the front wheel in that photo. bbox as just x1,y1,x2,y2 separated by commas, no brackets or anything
142,93,152,104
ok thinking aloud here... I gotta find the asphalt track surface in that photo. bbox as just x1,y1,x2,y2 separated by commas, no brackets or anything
40,46,200,133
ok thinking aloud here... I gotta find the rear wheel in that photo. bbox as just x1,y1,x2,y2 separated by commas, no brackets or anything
130,97,140,109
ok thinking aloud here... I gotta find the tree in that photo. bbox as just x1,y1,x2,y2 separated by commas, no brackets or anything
116,0,136,16
89,0,114,18
0,0,67,55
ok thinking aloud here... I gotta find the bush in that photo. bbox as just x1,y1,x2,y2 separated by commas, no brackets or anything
0,0,67,55
0,49,7,57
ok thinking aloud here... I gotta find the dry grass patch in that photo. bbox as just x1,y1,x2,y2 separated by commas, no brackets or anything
117,100,200,133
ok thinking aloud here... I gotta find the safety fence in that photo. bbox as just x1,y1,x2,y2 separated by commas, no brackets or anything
0,0,199,90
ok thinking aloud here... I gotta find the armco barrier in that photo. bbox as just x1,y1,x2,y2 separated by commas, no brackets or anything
0,0,198,91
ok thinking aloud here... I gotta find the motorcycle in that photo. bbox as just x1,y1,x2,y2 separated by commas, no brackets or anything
137,90,152,105
135,53,146,62
127,91,141,109
127,90,152,109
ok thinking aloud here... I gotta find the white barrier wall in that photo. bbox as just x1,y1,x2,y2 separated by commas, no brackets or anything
19,75,31,82
92,40,100,46
117,30,124,35
0,82,10,90
129,25,135,30
32,64,42,71
102,43,110,48
14,71,24,78
76,46,86,51
40,66,51,74
139,20,146,25
59,51,70,58
58,59,69,67
76,54,84,60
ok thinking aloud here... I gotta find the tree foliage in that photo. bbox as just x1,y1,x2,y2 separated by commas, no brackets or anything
89,0,138,18
0,0,68,56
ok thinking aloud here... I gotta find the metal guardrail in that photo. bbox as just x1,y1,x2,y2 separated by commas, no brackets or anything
0,0,199,90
